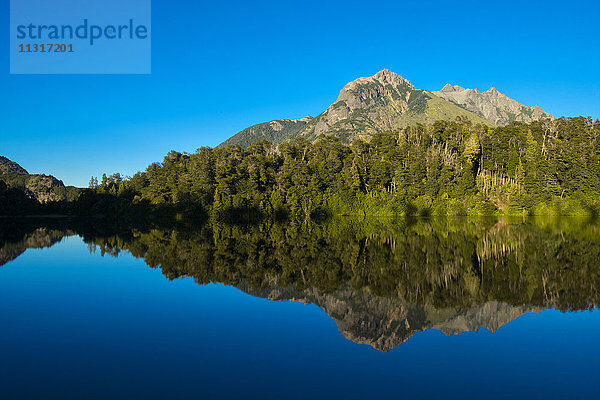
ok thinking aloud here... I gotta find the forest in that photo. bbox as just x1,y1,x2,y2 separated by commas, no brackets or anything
1,117,599,219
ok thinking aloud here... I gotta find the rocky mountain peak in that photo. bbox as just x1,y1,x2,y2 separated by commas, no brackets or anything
0,156,28,175
485,86,503,96
343,69,414,94
440,83,455,92
301,69,429,141
440,83,465,92
373,68,413,87
219,70,550,148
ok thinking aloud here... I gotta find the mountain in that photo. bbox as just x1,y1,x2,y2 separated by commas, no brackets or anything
433,84,553,126
0,156,77,203
0,156,29,175
220,69,552,147
220,116,313,148
239,282,539,352
0,228,69,266
292,69,490,144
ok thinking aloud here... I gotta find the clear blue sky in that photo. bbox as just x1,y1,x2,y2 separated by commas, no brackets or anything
1,0,599,187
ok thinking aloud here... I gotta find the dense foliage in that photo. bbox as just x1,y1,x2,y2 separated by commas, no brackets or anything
1,117,598,218
0,180,39,215
85,117,600,218
0,172,79,215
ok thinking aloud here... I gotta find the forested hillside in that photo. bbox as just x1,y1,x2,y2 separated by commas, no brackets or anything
2,117,598,218
0,156,79,212
81,117,599,218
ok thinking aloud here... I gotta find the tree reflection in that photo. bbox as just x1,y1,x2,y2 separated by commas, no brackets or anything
2,216,598,351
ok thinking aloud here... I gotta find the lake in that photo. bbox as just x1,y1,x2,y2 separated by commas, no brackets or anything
0,217,598,399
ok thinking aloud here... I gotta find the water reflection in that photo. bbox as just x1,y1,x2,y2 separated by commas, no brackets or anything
1,217,598,351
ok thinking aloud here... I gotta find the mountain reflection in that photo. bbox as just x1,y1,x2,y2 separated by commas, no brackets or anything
1,217,598,351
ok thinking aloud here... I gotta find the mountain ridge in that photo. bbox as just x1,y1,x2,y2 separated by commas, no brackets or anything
220,69,552,148
0,156,76,203
219,116,314,148
238,282,539,352
0,156,29,175
433,83,553,126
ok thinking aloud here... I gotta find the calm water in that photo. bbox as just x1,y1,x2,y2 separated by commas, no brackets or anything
0,217,598,399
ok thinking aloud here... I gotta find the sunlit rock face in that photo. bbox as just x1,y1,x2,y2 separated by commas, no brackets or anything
303,69,428,142
0,156,29,175
220,69,492,147
433,84,553,126
220,69,554,148
0,155,68,203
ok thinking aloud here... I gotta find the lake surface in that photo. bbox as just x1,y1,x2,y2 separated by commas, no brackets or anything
0,217,598,399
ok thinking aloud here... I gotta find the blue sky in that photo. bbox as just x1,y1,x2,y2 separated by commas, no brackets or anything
1,0,599,187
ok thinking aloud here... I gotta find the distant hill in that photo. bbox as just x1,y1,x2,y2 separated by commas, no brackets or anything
0,227,69,266
220,69,552,147
220,116,313,148
0,156,79,203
